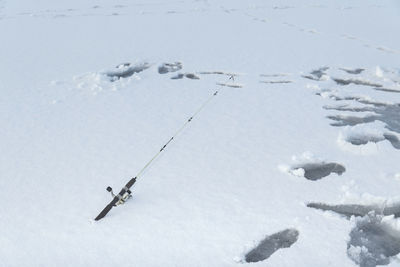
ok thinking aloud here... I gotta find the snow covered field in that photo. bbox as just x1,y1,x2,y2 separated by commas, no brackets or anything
1,0,400,266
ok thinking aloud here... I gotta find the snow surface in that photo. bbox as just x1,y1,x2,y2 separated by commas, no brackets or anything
1,0,400,266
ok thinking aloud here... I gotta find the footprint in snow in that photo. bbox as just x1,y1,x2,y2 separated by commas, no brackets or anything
292,162,345,181
216,82,243,88
331,77,383,87
302,66,329,81
198,71,239,77
171,73,200,80
259,80,292,84
348,213,400,267
244,229,299,263
324,100,400,150
259,73,293,84
158,62,183,74
339,68,365,75
307,202,400,218
307,66,400,150
308,201,400,266
105,62,151,81
280,154,346,181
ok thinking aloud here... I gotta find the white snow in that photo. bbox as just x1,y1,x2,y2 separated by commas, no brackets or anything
1,0,400,266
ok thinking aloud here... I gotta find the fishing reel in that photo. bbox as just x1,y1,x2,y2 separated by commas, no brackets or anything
106,186,132,205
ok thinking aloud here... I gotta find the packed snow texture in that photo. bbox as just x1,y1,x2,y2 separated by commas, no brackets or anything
1,0,400,266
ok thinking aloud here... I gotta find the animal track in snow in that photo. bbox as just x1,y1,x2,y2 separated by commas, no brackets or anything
244,229,299,263
282,15,400,56
0,1,4,19
376,46,399,54
12,2,214,19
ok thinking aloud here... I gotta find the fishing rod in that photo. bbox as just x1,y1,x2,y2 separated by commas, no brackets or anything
94,75,236,221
